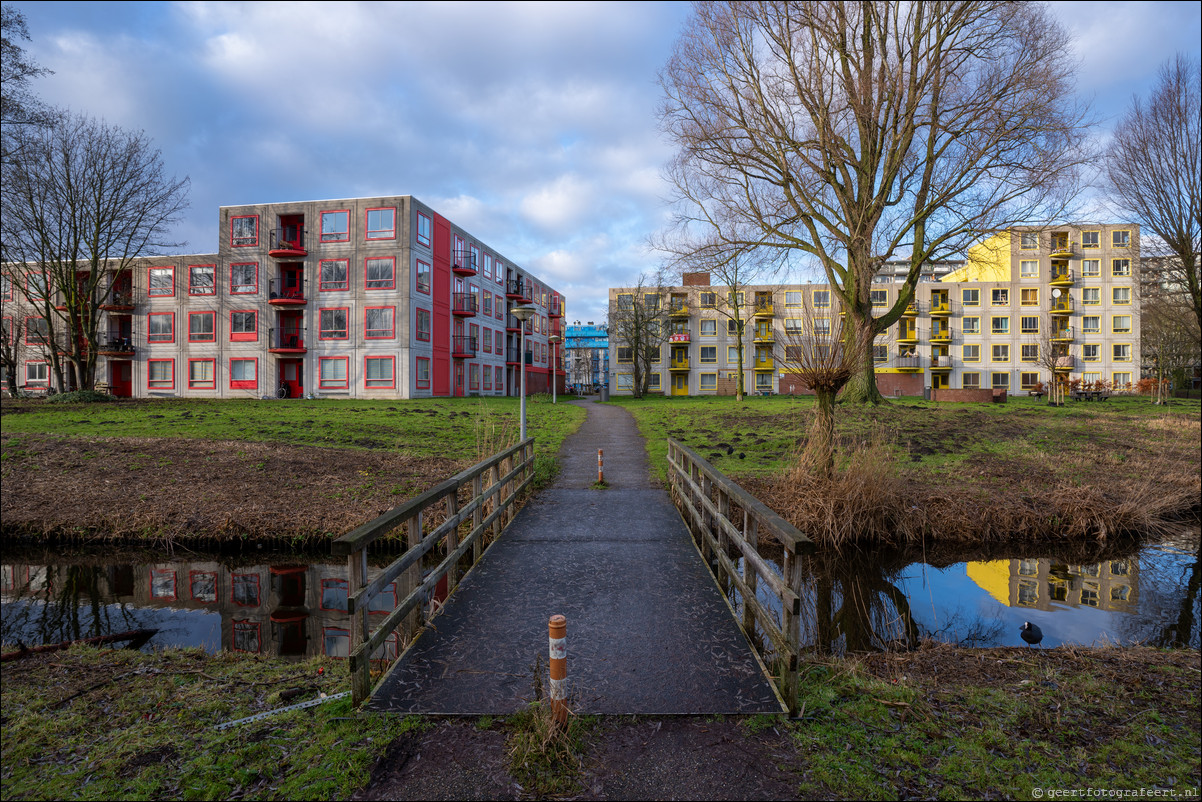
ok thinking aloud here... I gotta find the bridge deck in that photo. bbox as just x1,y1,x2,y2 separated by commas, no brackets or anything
367,400,781,715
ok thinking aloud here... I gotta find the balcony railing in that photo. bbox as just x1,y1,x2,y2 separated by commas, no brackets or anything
668,332,691,344
929,299,954,316
1052,326,1075,341
668,302,690,316
669,358,690,370
452,293,478,316
930,355,954,369
97,332,135,356
1049,242,1076,259
269,329,306,352
1050,296,1073,314
894,355,922,370
268,278,306,304
753,329,775,343
1050,266,1075,285
505,347,533,365
100,291,135,311
753,299,774,317
506,279,525,299
452,335,478,358
1055,355,1076,370
902,300,923,316
452,252,477,276
930,327,954,343
269,227,307,257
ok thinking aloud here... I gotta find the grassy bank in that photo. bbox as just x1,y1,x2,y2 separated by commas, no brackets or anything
0,396,586,546
1,643,1196,800
609,394,1201,544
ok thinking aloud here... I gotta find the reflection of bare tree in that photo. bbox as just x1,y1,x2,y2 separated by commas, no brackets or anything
1162,549,1201,647
1,564,141,647
805,554,919,654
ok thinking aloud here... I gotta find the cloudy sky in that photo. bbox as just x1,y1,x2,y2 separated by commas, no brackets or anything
10,1,1202,323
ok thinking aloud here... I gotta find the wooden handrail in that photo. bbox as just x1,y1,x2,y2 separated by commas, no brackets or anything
666,438,814,715
332,438,535,706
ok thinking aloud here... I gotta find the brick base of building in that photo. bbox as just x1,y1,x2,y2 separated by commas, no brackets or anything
931,388,1007,403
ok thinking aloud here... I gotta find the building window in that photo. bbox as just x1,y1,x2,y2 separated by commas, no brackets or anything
365,207,396,240
188,359,216,390
365,257,395,290
470,245,481,275
232,620,261,653
415,260,431,294
230,263,258,295
148,359,174,389
483,366,493,390
25,361,48,385
365,307,395,339
416,212,432,248
230,215,258,247
1112,371,1132,387
189,264,215,296
148,312,174,343
24,317,47,346
1081,259,1100,277
1080,231,1099,249
495,366,503,391
416,357,431,389
188,311,215,343
1082,287,1101,305
1112,287,1131,305
148,266,174,297
872,345,888,363
364,356,395,389
1020,372,1040,389
1112,315,1132,333
1020,232,1038,249
1020,316,1039,334
698,292,716,308
319,357,349,389
785,291,803,307
870,289,888,308
230,358,257,389
1020,260,1039,278
1112,230,1130,247
320,210,350,243
1020,288,1039,306
991,288,1009,306
1021,344,1039,362
991,316,1010,334
699,373,717,391
319,308,348,340
992,372,1010,389
416,308,431,341
1082,344,1100,362
1112,259,1131,277
728,346,740,364
617,347,634,363
230,310,257,342
483,292,493,317
1112,343,1131,361
962,344,980,362
1082,315,1101,333
962,372,980,389
700,319,717,337
231,573,260,606
962,316,980,335
648,374,662,391
991,344,1010,362
699,346,717,364
319,259,349,292
813,290,830,308
469,363,480,391
962,289,979,306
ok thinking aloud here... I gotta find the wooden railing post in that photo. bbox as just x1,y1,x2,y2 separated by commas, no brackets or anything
744,512,758,635
446,486,461,592
473,473,484,563
781,545,802,715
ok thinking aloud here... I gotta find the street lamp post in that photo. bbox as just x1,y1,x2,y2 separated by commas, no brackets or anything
510,305,537,441
548,334,561,404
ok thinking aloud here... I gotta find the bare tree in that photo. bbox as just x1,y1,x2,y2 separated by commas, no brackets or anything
1142,291,1201,404
609,273,671,398
777,294,863,477
1,113,189,391
1,268,33,395
1105,54,1201,332
659,1,1093,404
1027,316,1073,406
1,5,58,163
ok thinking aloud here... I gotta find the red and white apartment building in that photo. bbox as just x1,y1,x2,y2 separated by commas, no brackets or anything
4,196,567,399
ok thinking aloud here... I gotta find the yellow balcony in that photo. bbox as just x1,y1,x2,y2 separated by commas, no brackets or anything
895,355,922,371
897,328,919,344
1054,355,1075,371
668,303,690,317
752,300,775,317
1049,244,1076,260
753,329,774,344
1050,297,1073,314
930,355,953,371
902,301,920,317
754,358,774,371
669,358,690,371
1050,267,1075,287
1052,326,1075,343
930,327,953,343
930,300,951,317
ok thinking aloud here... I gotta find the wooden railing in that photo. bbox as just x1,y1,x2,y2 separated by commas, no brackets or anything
666,438,815,715
331,438,535,706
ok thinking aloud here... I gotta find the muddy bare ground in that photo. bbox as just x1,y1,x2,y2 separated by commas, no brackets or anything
0,434,468,546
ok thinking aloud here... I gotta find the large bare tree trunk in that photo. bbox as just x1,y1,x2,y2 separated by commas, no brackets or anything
841,321,884,404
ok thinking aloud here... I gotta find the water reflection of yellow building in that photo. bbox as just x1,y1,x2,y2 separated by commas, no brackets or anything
1,560,416,661
966,558,1139,612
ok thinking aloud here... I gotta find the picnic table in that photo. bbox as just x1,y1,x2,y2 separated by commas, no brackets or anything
1071,390,1110,402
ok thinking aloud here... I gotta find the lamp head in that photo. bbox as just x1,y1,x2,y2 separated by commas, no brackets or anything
510,305,536,322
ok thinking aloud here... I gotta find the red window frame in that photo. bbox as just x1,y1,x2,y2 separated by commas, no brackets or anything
25,272,49,301
229,309,258,342
189,570,218,603
469,363,480,391
230,214,259,247
364,306,395,340
495,261,504,285
495,330,503,353
416,357,431,389
150,568,177,600
470,244,481,273
495,294,503,320
364,355,396,389
453,235,466,267
319,307,349,340
416,259,431,294
483,367,492,390
320,578,349,611
483,253,493,281
230,262,259,295
187,358,216,389
416,212,431,248
323,626,350,659
24,360,48,386
188,264,216,296
365,207,396,240
415,307,431,342
319,258,350,292
231,620,261,653
230,357,257,390
188,311,215,343
320,209,350,243
231,573,261,607
483,292,493,317
318,356,350,390
1,275,11,301
147,358,175,390
482,325,492,353
24,317,46,345
148,312,175,344
495,366,503,391
365,256,395,290
2,316,12,345
148,266,175,298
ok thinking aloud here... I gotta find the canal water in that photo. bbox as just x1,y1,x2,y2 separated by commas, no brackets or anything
2,534,1198,659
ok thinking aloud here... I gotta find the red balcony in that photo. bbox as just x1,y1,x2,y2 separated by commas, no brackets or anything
452,335,478,359
452,251,477,277
268,278,306,305
269,329,306,354
548,298,563,318
452,293,478,317
269,227,307,259
506,279,525,300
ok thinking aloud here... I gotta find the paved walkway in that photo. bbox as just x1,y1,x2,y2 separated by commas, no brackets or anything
368,399,781,715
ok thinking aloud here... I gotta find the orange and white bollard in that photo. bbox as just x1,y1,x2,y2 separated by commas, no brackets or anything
548,614,568,726
597,449,604,484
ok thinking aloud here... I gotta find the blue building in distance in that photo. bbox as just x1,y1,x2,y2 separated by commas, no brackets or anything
564,322,609,394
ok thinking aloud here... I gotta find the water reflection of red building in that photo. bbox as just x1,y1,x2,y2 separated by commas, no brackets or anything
1,560,408,661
